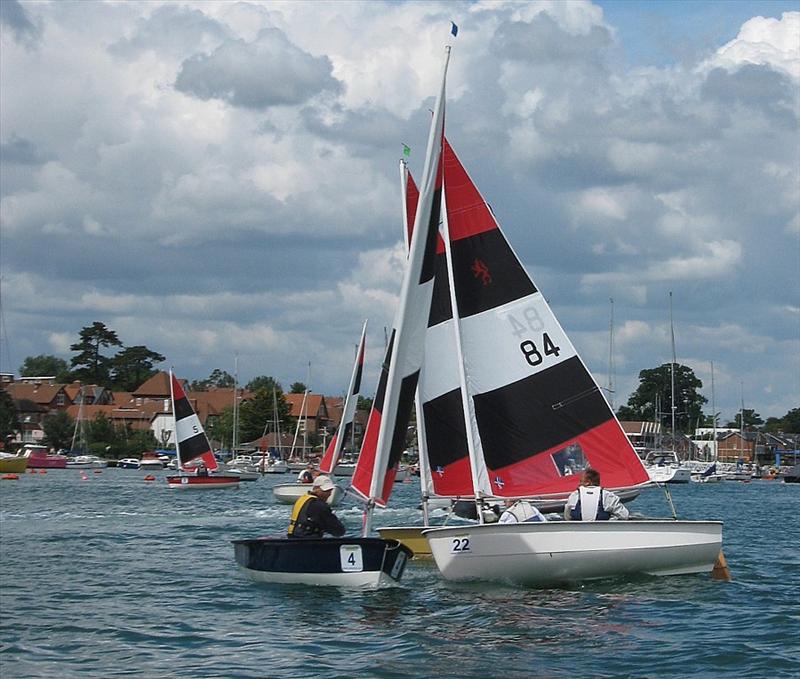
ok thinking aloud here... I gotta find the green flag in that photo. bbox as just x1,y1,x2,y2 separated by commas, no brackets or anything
402,143,411,157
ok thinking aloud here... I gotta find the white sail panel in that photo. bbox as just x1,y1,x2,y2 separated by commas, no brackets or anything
459,292,578,394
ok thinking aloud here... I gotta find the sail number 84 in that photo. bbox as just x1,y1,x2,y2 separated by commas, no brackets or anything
520,333,561,367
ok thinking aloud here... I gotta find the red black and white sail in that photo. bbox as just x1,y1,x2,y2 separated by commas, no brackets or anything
170,370,219,472
404,164,475,499
319,320,367,475
351,47,450,508
440,139,650,497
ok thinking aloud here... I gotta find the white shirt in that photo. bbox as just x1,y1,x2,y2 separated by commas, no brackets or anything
498,500,547,523
564,486,629,521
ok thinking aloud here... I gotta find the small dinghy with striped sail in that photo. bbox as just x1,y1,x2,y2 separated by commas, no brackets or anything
232,46,451,587
269,321,367,508
416,89,723,584
166,371,240,490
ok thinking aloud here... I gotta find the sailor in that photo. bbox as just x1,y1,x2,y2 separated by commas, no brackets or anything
287,475,346,538
564,468,629,521
297,465,315,483
498,499,547,523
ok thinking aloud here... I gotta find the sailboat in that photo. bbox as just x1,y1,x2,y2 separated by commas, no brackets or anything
417,117,722,584
165,371,240,490
272,381,345,505
320,320,367,477
233,42,451,587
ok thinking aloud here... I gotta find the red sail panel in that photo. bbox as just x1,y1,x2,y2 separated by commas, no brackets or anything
442,137,497,242
319,322,366,474
171,373,218,472
319,433,338,473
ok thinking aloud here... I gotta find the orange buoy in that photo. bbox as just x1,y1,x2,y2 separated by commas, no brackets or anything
144,474,156,481
39,469,47,474
2,473,19,480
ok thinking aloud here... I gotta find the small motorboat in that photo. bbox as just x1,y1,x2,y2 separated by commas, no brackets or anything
272,482,343,506
118,458,141,469
232,537,412,587
20,444,67,469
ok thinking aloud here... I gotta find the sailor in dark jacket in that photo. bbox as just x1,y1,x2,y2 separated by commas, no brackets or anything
287,475,346,538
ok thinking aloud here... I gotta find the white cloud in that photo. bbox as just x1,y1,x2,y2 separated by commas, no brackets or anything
707,11,800,79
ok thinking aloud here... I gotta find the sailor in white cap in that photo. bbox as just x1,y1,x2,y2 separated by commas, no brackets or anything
287,475,346,538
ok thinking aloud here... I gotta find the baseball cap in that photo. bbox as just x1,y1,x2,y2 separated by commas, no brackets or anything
313,475,335,491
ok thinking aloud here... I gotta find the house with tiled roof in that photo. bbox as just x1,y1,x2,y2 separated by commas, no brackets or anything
3,380,73,444
284,392,332,438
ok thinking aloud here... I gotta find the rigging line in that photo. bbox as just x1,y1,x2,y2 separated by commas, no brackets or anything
550,386,601,411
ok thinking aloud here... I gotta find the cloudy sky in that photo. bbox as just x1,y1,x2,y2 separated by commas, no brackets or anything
1,0,797,424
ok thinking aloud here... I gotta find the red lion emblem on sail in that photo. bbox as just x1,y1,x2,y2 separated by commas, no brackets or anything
471,258,492,286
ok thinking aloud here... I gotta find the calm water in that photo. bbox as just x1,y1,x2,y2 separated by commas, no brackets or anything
1,469,798,678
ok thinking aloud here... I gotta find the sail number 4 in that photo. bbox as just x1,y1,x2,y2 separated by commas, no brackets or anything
450,537,471,554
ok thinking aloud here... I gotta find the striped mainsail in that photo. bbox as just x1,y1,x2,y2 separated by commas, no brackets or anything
170,370,219,472
319,320,367,475
439,139,650,497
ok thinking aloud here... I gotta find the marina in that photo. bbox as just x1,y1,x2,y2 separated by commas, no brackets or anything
0,469,797,677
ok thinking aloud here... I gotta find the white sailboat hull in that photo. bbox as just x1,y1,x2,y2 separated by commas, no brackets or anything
424,520,723,586
272,483,343,506
646,466,692,484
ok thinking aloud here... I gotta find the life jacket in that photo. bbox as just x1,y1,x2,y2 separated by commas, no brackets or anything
287,494,316,536
569,487,611,521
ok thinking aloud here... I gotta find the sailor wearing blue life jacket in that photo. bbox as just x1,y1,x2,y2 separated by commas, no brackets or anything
287,475,346,538
564,468,629,521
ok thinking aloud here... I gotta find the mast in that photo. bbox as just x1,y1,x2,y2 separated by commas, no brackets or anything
273,386,283,461
669,291,677,457
711,361,717,462
169,369,181,473
232,354,239,454
607,297,615,411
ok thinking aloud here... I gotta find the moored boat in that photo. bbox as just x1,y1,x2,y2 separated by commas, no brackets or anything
118,458,141,469
20,444,67,469
0,452,29,474
272,482,343,506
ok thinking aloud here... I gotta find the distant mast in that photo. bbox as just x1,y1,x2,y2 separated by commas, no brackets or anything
669,292,677,457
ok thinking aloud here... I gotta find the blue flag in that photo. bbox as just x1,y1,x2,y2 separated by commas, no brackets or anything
450,21,458,37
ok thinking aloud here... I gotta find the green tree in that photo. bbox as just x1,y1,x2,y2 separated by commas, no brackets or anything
237,388,293,443
112,345,165,391
0,388,20,446
19,355,71,381
69,322,122,386
245,375,282,393
619,363,706,433
763,407,800,434
41,410,75,451
290,381,307,394
725,409,764,429
357,395,373,412
190,369,235,391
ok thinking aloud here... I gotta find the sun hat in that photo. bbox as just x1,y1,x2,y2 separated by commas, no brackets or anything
313,475,335,491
